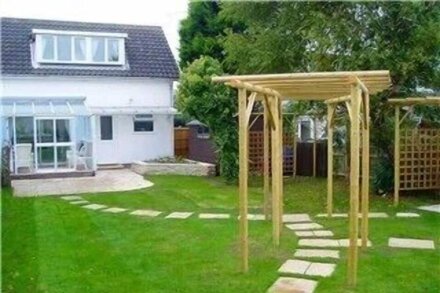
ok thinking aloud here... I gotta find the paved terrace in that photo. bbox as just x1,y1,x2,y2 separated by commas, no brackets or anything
12,169,153,197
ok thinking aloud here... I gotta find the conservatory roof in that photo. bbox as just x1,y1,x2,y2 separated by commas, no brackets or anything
212,70,392,100
0,97,91,117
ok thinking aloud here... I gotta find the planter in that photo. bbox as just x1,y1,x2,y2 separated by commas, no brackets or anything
131,159,215,176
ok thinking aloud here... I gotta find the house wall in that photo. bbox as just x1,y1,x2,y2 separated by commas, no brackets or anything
1,76,175,164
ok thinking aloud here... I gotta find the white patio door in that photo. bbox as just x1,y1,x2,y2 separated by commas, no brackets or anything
35,118,75,172
96,115,118,164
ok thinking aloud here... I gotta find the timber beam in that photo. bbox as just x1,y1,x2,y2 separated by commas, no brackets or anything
225,79,282,98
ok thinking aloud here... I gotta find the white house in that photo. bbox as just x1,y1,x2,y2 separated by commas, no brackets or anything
0,17,179,176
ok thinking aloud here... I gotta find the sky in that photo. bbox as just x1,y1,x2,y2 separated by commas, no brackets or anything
0,0,189,60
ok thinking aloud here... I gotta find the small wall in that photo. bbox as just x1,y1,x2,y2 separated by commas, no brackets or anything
131,160,215,176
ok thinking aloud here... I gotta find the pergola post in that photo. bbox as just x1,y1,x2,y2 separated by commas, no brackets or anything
278,98,284,230
263,97,271,219
271,96,281,246
394,106,400,206
347,83,361,287
327,104,335,217
361,92,370,248
238,88,249,272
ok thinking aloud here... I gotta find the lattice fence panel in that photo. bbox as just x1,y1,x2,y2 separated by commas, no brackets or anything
248,131,295,175
399,128,440,190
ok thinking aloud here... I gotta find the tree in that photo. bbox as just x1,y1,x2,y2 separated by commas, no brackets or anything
177,56,238,180
220,1,440,191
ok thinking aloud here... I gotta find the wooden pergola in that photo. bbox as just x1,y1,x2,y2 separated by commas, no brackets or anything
389,97,440,205
213,70,391,286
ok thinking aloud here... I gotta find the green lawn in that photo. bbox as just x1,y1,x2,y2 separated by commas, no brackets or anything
2,175,439,292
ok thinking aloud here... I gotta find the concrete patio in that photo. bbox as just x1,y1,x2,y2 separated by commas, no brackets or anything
12,169,154,197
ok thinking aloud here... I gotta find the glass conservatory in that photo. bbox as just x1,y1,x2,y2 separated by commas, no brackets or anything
1,97,96,175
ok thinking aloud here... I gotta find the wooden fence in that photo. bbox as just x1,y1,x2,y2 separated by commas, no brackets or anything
174,128,189,157
249,131,328,176
399,128,440,190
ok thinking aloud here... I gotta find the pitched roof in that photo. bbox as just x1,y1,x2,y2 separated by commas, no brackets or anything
1,17,179,79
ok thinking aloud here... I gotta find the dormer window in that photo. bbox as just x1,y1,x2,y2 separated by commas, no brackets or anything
34,29,126,65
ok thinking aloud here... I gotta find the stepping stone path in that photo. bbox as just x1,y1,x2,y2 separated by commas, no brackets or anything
283,214,312,223
268,277,317,293
388,237,435,250
102,207,128,213
130,209,162,217
268,216,356,292
165,212,193,219
417,204,440,214
316,212,388,218
61,195,84,201
199,213,230,219
237,214,266,220
295,230,334,238
396,212,420,218
294,249,340,259
83,204,107,210
70,200,89,205
286,223,323,231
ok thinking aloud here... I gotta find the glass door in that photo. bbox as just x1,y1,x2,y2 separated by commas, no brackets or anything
35,118,75,172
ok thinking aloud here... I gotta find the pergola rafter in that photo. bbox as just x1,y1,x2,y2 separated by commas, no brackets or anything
212,70,391,287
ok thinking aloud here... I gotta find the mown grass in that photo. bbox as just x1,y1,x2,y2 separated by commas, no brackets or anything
2,176,439,292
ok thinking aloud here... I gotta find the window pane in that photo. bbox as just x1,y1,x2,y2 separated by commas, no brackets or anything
100,116,113,140
15,117,34,144
57,36,72,61
56,119,71,142
74,37,86,61
37,146,54,169
41,35,54,60
107,39,119,62
37,119,54,143
57,146,73,169
134,121,153,132
92,38,105,62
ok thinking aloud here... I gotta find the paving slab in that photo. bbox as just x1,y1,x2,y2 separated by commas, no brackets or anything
313,230,334,237
305,262,336,277
61,196,84,201
396,212,420,218
238,214,266,221
165,212,193,219
69,200,89,205
299,239,340,248
388,237,435,249
278,259,311,275
267,277,317,293
338,239,372,247
316,213,348,218
295,231,315,237
294,230,334,238
286,223,323,231
82,204,107,210
366,212,388,218
130,209,162,217
199,213,230,219
283,214,312,223
102,207,128,213
417,204,440,214
316,212,388,218
294,249,340,259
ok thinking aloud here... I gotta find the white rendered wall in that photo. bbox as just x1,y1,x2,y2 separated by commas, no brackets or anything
2,76,175,164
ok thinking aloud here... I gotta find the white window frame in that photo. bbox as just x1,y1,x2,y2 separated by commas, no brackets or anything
35,33,125,66
133,114,154,133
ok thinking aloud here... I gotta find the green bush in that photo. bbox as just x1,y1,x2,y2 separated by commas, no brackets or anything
177,56,238,181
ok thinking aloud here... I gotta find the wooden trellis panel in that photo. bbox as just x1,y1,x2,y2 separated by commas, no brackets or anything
399,128,440,190
249,131,295,174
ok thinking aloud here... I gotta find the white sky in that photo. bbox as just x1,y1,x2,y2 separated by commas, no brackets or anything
0,0,189,60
